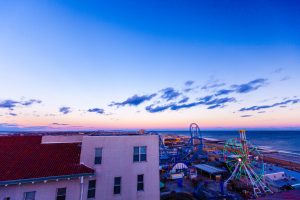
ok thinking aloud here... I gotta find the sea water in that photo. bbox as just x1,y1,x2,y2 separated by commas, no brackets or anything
157,131,300,155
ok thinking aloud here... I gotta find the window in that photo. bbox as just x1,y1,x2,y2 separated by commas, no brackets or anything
113,177,121,194
140,146,146,161
56,188,66,200
94,148,102,164
87,180,96,199
133,146,147,162
137,174,144,191
24,191,35,200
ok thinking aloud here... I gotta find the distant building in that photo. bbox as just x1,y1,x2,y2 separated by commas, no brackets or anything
0,133,160,200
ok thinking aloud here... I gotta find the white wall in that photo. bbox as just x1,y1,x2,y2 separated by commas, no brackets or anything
80,135,160,200
0,177,93,200
41,135,83,144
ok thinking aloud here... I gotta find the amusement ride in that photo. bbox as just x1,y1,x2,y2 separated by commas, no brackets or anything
223,130,272,197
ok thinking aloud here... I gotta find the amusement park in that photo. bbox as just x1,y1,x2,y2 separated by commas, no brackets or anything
158,123,300,200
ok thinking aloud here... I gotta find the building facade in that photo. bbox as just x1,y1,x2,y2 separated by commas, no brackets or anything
0,133,160,200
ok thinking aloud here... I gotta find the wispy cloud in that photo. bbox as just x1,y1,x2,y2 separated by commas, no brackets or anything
239,99,300,112
184,80,194,87
145,96,236,113
0,99,42,110
87,108,105,114
52,123,69,126
183,80,197,92
214,78,268,97
215,89,234,96
170,102,202,111
0,100,18,110
231,78,268,94
204,97,236,109
110,93,156,107
274,68,283,73
22,99,42,106
198,95,214,102
201,78,226,90
241,115,252,118
145,104,173,113
59,106,72,114
160,87,181,101
178,97,189,104
280,76,291,81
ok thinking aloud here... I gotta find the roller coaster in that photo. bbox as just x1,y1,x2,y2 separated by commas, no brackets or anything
159,123,206,165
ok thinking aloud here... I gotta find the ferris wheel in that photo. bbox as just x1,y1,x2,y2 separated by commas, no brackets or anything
223,130,272,197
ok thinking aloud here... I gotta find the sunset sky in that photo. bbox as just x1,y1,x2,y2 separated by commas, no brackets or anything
0,0,300,131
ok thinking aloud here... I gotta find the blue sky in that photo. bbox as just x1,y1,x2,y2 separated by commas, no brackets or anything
0,0,300,131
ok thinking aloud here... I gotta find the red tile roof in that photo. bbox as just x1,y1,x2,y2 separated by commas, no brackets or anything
0,136,94,184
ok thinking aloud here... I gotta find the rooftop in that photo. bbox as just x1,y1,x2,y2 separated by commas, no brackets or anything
0,136,94,185
193,164,226,175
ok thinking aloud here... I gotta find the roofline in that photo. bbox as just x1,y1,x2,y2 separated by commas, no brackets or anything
0,173,95,186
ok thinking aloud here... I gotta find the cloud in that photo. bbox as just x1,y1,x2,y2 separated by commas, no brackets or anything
52,123,69,126
0,99,42,110
88,108,105,114
22,99,42,106
207,104,223,109
145,104,173,113
215,78,268,96
241,115,252,118
170,102,202,111
231,78,267,94
172,97,235,111
204,97,236,109
0,123,19,131
280,76,291,81
184,81,197,92
0,100,20,110
0,123,18,127
185,80,194,86
59,107,72,114
110,93,156,107
198,95,214,102
146,96,236,113
215,89,234,96
274,68,283,73
201,80,226,90
9,113,17,116
205,97,236,106
160,87,181,101
178,97,189,104
239,99,300,112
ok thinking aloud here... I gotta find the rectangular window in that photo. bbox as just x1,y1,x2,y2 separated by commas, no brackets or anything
94,148,102,164
140,146,147,161
87,180,96,199
24,191,35,200
137,174,144,191
133,146,147,162
56,188,66,200
113,177,121,194
133,147,139,162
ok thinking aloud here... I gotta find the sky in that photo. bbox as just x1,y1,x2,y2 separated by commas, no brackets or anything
0,0,300,131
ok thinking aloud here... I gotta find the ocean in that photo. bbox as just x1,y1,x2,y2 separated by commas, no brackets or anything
1,130,299,155
157,131,300,155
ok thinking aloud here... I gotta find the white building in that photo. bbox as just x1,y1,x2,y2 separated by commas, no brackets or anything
0,132,160,200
